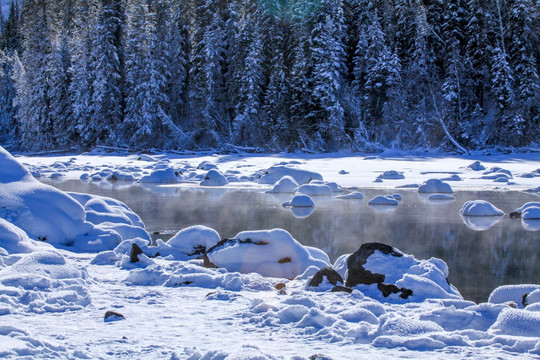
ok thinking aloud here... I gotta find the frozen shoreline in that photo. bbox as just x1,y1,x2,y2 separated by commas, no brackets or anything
2,147,540,359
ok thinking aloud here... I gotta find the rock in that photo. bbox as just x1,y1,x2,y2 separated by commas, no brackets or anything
200,170,229,186
418,179,454,193
509,211,521,219
346,243,401,287
130,243,144,263
104,310,125,322
345,243,413,299
331,286,353,294
468,161,485,171
310,354,333,360
308,267,344,287
377,170,405,180
282,194,315,208
275,282,286,290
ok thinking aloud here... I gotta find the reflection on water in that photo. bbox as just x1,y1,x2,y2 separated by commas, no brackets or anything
43,180,539,303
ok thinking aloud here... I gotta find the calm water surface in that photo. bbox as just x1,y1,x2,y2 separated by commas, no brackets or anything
44,180,540,303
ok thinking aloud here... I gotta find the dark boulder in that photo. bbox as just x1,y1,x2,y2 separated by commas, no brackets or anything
345,242,413,299
130,243,144,263
104,310,125,322
345,242,402,288
331,286,353,294
308,267,344,287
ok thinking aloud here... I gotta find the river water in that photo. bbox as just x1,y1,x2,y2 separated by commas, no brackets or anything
43,179,539,303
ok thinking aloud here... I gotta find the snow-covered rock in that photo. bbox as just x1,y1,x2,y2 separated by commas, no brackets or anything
139,168,180,183
266,176,299,194
428,194,455,201
282,195,315,208
368,195,399,206
258,165,323,185
489,284,540,309
205,229,329,279
468,161,485,171
377,170,405,180
418,179,454,193
197,161,218,171
343,242,461,302
460,200,504,216
295,183,332,196
165,225,221,257
522,206,540,220
309,180,344,193
200,170,229,186
489,308,540,337
335,192,364,200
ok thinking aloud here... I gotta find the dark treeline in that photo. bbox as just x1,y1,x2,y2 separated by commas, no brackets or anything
0,0,538,152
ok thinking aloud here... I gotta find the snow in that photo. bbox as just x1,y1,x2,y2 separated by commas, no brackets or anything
460,200,505,216
205,229,329,279
295,183,332,196
265,175,299,193
257,165,323,185
418,179,454,193
368,195,399,206
1,147,540,358
200,169,229,186
282,194,315,208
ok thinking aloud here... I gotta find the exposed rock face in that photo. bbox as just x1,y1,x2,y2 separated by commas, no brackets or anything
130,243,144,263
345,242,412,299
308,267,344,287
345,243,401,287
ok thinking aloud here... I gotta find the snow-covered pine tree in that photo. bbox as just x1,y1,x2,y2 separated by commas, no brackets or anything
231,1,264,147
0,0,21,53
0,50,18,146
68,0,99,150
308,0,346,151
15,0,56,150
188,0,227,148
86,0,124,147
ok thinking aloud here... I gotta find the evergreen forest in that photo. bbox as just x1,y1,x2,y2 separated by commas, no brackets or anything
0,0,538,152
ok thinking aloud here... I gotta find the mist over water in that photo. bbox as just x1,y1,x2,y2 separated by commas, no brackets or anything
44,179,539,303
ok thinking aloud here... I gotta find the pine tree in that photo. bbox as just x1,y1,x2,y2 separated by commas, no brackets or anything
308,0,346,151
86,0,124,147
0,1,21,53
15,0,56,150
0,50,18,145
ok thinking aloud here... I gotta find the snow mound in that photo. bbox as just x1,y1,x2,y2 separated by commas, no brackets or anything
489,308,540,337
460,200,504,216
0,219,49,254
377,170,405,180
489,284,540,309
335,192,364,200
309,180,344,193
200,170,229,186
205,229,329,279
418,179,454,193
282,195,315,208
258,165,323,185
368,195,399,206
468,161,485,171
295,183,332,196
461,215,502,231
139,168,180,183
522,206,540,220
266,176,299,194
516,202,540,214
428,194,455,201
165,225,221,258
0,251,91,314
0,147,92,245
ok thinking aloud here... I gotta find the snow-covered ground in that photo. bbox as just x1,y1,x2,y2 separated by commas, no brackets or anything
1,147,540,359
